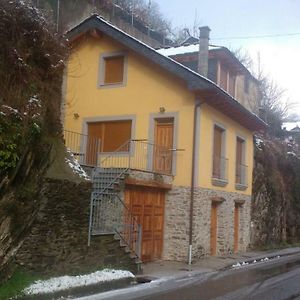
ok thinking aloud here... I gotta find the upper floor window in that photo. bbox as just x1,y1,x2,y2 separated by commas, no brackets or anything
219,64,228,91
244,75,250,94
219,63,236,97
228,73,236,97
99,52,127,87
235,136,248,189
212,124,228,185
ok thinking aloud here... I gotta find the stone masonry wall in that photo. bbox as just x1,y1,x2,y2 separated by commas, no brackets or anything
164,186,251,262
15,178,138,275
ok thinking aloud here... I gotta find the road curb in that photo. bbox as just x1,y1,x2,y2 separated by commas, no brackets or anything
221,247,300,270
17,277,135,300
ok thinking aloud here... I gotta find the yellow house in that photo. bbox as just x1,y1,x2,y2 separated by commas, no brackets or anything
63,15,266,263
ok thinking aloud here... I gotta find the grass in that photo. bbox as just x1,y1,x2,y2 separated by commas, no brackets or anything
0,271,38,300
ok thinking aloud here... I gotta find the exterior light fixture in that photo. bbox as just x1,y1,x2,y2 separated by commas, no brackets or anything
159,107,166,113
73,113,80,119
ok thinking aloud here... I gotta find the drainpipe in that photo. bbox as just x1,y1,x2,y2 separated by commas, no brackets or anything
188,96,201,265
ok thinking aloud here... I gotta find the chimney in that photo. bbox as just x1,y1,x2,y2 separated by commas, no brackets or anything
198,26,211,77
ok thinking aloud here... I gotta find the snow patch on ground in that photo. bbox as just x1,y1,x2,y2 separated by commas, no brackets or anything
23,269,134,295
66,149,90,180
232,256,280,269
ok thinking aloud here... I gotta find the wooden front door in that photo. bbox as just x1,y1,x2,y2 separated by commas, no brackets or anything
210,202,218,256
234,204,240,253
125,187,165,262
153,118,174,174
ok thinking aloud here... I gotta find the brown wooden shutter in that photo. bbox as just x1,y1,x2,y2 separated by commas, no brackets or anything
88,120,132,153
236,137,243,183
228,73,235,97
213,126,223,178
104,56,124,84
102,120,131,152
219,64,228,91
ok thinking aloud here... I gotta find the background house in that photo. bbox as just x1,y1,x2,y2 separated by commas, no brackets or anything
157,32,260,115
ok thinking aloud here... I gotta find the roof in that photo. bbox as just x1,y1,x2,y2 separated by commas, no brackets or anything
66,15,266,132
283,122,300,132
156,43,221,56
291,126,300,132
180,36,200,45
157,42,257,81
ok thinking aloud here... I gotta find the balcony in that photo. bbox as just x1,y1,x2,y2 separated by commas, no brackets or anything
212,155,228,187
63,130,175,176
99,139,174,175
235,163,248,190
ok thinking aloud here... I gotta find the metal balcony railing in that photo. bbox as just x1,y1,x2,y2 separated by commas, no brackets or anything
235,163,248,186
99,139,175,175
63,130,101,167
212,155,228,181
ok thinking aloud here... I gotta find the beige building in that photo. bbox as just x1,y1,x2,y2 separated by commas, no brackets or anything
157,30,261,115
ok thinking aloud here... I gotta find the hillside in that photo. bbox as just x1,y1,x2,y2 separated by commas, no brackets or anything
251,134,300,247
0,2,137,284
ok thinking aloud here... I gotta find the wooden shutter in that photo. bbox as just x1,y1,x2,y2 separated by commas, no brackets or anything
213,126,223,178
236,138,244,183
219,64,228,91
88,120,132,153
102,120,131,152
104,56,124,84
228,73,235,97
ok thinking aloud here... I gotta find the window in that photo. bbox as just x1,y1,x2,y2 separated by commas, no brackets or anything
212,125,227,183
228,73,236,97
87,120,132,152
244,75,250,94
219,64,228,91
99,53,127,86
235,137,247,187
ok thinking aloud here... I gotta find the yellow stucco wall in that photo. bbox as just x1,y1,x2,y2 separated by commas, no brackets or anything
198,104,253,194
64,34,253,194
64,35,195,186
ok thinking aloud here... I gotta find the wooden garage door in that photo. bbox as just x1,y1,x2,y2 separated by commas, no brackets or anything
125,187,165,262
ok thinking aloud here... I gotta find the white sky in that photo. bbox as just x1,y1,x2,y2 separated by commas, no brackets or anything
155,0,300,114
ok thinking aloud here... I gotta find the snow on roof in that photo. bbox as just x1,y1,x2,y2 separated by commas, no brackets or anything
282,122,300,131
156,44,222,57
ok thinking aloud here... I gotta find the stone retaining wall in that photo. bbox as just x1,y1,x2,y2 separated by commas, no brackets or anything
15,178,138,275
163,186,251,262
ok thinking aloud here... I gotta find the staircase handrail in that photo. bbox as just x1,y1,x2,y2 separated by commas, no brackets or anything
114,194,142,258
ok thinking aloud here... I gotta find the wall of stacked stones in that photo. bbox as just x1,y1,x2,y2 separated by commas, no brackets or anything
15,178,138,276
163,186,251,261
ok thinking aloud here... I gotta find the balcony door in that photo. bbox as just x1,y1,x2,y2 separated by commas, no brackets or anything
153,118,174,174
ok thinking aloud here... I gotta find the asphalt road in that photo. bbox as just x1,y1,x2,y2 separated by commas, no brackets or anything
77,253,300,300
